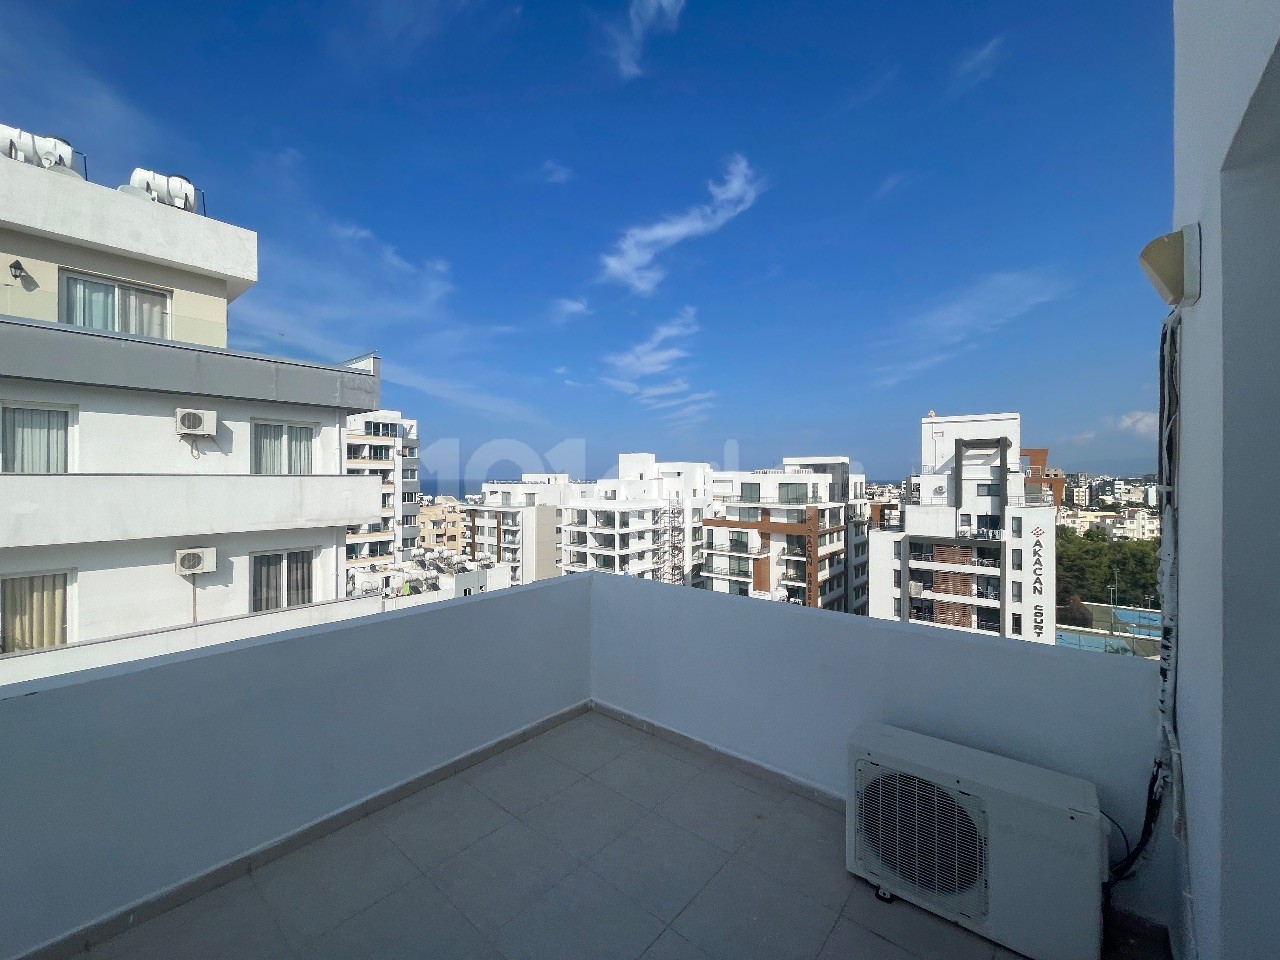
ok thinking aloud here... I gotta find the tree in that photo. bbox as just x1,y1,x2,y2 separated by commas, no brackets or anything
1059,594,1092,627
1055,524,1159,607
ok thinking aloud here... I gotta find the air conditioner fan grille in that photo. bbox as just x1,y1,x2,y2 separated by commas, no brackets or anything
855,762,988,918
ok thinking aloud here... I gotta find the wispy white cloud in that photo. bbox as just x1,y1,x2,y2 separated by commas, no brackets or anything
952,36,1006,93
330,0,493,68
603,306,699,380
551,297,591,323
607,0,685,80
540,159,575,184
1062,430,1097,445
835,66,899,112
601,307,713,423
871,172,916,201
872,270,1064,387
600,154,763,294
1116,411,1158,440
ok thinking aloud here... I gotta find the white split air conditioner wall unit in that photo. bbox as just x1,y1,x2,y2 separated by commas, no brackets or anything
175,547,216,575
847,723,1106,960
175,409,217,437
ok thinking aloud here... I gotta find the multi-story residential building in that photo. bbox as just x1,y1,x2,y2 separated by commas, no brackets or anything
1023,447,1067,506
418,495,466,553
780,456,872,614
560,454,712,584
1068,483,1092,508
703,462,853,611
868,413,1057,642
0,130,380,652
1059,507,1162,542
462,475,568,588
344,410,419,567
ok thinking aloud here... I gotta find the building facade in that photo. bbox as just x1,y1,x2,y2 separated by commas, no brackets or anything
418,496,466,554
343,410,419,567
868,413,1057,642
703,463,852,611
0,135,380,652
462,476,567,588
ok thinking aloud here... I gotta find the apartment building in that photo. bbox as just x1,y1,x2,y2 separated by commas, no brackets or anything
344,410,419,567
559,453,712,584
701,457,868,613
868,413,1057,641
417,495,465,553
0,129,380,652
1059,506,1162,542
462,475,567,588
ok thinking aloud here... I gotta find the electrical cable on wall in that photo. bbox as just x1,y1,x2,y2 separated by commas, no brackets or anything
1102,307,1184,910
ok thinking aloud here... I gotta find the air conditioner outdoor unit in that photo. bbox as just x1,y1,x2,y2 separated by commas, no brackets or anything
175,547,216,575
847,723,1106,960
175,408,217,437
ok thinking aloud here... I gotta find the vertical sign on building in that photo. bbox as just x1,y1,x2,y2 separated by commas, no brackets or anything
1031,526,1045,638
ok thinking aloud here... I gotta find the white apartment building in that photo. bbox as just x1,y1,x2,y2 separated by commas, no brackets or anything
462,475,567,588
560,453,712,584
0,129,380,653
344,410,420,567
704,463,851,611
1059,506,1162,542
868,413,1057,642
784,456,871,614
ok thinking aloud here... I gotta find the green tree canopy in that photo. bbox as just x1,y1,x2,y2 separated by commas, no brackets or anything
1056,525,1159,607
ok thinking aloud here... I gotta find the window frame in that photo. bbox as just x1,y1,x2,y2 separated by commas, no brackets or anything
0,567,77,653
59,268,173,339
250,418,319,476
0,399,78,474
249,547,318,612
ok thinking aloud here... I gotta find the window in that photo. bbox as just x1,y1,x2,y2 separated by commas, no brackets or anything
61,271,169,338
525,493,536,506
403,469,417,481
402,492,416,503
893,569,901,588
401,537,416,549
730,581,749,597
1012,613,1023,635
1012,548,1023,571
1,573,68,652
893,541,901,560
959,513,972,527
779,482,807,505
893,597,901,617
2,407,69,473
739,482,761,503
976,483,999,496
1012,581,1022,602
251,423,313,475
251,550,313,612
1012,517,1023,537
729,556,750,577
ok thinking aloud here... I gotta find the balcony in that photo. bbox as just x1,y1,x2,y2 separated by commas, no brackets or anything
0,474,380,547
910,551,1000,570
0,575,1169,960
704,539,768,556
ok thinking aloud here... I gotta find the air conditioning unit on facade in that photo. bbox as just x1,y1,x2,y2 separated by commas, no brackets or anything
175,547,216,575
175,408,217,436
847,723,1106,960
907,581,924,598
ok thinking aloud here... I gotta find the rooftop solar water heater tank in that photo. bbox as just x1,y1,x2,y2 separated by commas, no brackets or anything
847,723,1108,960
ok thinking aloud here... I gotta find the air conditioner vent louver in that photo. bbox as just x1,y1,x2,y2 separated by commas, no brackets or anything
855,760,989,919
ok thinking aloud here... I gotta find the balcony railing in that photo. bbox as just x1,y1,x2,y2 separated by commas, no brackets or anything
910,551,1000,568
725,495,822,505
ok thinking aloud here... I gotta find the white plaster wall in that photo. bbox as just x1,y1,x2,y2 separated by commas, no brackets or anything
866,529,901,620
0,528,346,643
1172,6,1280,957
588,575,1172,923
0,577,593,960
0,378,346,475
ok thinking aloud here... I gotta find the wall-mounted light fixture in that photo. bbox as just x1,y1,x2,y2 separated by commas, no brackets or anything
1140,223,1201,306
8,260,25,281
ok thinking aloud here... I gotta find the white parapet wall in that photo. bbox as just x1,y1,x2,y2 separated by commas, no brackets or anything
0,574,1172,959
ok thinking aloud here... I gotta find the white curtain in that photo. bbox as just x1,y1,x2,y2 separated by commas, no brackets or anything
1,574,67,652
286,551,313,606
251,554,282,612
2,407,68,473
63,275,115,330
251,423,284,475
286,426,313,475
119,285,167,338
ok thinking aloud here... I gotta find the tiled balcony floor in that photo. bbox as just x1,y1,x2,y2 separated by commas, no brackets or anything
89,709,1169,960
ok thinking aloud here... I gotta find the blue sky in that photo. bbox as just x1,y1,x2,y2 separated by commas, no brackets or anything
2,0,1170,480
